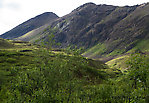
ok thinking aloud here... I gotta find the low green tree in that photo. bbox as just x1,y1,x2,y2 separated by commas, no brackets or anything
128,53,149,89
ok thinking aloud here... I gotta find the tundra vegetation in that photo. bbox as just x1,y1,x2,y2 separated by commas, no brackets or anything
0,38,149,103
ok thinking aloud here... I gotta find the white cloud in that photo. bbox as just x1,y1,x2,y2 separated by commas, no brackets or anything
0,0,4,8
0,0,148,35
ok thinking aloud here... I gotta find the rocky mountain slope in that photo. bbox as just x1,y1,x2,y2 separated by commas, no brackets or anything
83,3,149,59
40,3,137,48
0,12,59,39
1,2,149,59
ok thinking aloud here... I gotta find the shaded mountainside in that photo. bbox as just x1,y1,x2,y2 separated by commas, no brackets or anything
1,2,149,60
0,12,59,39
41,3,137,48
83,3,149,59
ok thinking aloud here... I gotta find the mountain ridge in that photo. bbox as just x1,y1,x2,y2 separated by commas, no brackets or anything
1,2,149,60
0,12,59,39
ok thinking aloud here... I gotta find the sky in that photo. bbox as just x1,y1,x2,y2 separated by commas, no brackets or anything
0,0,148,35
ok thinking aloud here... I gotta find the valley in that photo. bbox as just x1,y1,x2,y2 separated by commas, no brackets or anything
0,2,149,103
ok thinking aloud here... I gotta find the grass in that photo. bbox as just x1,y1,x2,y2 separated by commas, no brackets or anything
134,39,149,51
16,30,43,43
105,55,130,71
126,39,149,54
0,38,110,85
1,38,149,102
83,41,125,60
16,30,34,40
0,39,116,102
83,39,149,75
0,38,14,49
83,43,106,58
106,49,125,57
83,39,149,73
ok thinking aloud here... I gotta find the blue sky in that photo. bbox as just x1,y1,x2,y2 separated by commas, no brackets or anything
0,0,148,35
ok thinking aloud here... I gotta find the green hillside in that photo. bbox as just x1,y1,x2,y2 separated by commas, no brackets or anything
0,2,149,102
0,38,14,49
0,38,149,102
83,39,149,62
0,38,111,102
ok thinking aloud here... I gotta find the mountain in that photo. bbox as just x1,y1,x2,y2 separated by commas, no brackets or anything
1,3,149,102
0,12,59,39
51,3,137,48
1,2,149,60
83,3,149,59
16,3,136,46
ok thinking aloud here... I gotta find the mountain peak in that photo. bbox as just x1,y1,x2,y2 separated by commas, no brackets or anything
2,2,149,60
0,12,59,39
81,2,96,6
31,12,59,21
74,2,96,11
36,12,58,17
